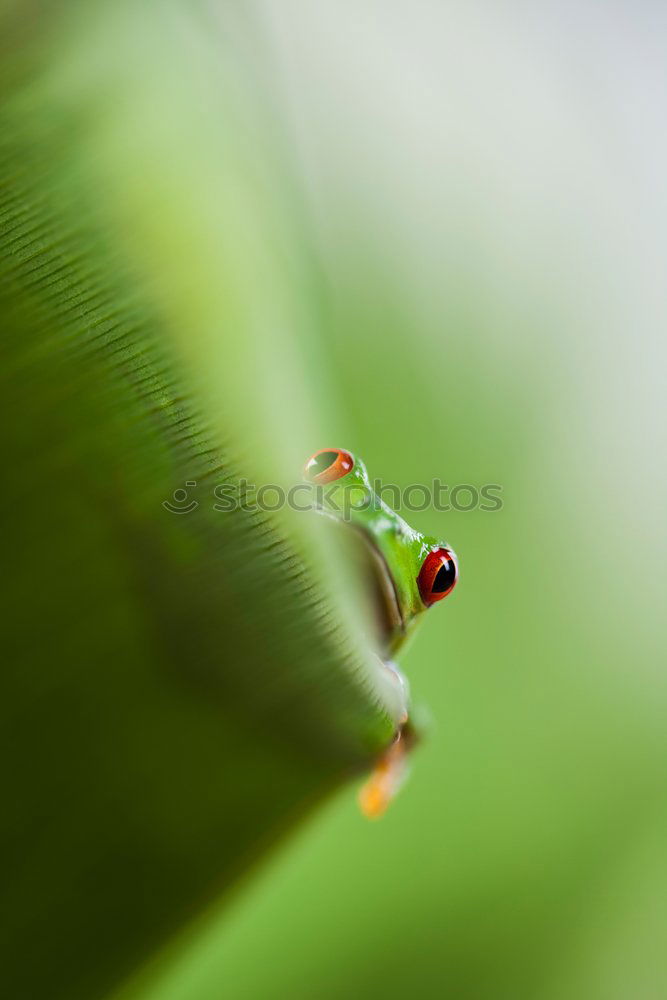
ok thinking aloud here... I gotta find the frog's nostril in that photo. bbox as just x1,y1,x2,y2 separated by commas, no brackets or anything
417,547,458,607
304,448,354,484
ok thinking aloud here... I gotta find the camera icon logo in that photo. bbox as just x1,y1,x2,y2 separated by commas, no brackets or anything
162,481,198,514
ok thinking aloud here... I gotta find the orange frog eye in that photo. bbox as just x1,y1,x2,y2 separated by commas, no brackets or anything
304,448,354,484
417,547,458,607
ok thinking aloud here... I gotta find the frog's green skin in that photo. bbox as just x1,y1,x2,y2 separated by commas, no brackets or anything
306,449,457,816
310,452,453,660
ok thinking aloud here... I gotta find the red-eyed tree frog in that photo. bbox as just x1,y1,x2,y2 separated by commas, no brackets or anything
304,448,458,817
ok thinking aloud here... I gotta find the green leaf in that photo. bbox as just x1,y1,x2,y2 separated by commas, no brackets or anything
0,4,398,998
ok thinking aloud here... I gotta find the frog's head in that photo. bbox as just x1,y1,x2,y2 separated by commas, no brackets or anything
304,448,458,658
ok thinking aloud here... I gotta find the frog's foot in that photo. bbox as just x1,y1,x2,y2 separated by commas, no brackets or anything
358,728,410,819
358,658,415,818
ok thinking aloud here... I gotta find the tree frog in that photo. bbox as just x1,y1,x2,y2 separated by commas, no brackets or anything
304,448,458,817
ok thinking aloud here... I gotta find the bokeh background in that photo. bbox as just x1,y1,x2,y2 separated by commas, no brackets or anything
114,2,665,998
4,0,665,997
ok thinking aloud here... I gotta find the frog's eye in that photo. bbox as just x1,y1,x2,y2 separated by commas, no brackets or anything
417,547,458,607
304,448,354,484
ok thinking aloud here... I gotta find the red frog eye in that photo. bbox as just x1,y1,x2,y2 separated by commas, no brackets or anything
417,547,458,607
304,448,354,484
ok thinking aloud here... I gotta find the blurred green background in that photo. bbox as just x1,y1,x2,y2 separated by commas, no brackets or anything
4,0,666,998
